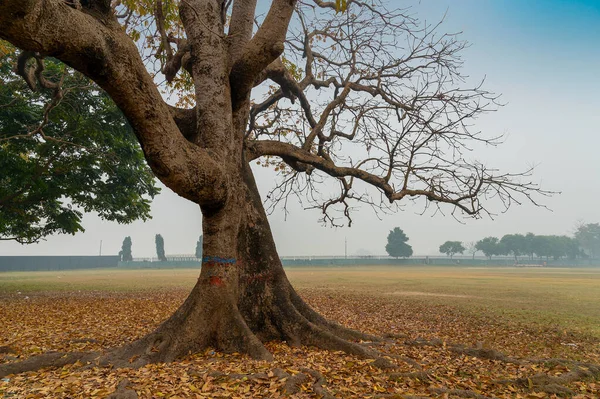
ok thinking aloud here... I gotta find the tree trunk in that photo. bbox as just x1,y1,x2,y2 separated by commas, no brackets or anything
101,162,380,368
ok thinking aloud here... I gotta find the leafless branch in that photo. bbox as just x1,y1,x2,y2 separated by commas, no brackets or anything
246,1,552,225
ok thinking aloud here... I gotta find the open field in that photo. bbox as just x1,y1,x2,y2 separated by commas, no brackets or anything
1,266,599,398
288,266,600,339
2,266,599,338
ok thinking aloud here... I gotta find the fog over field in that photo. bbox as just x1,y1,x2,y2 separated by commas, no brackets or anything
2,0,599,257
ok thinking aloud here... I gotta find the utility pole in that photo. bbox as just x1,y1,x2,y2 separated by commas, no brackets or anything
345,237,347,259
99,240,103,256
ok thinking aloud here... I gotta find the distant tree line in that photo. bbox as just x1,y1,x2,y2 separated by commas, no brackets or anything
438,223,600,261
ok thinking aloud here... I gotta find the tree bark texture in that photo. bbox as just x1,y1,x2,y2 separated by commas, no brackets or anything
102,162,379,367
0,0,380,369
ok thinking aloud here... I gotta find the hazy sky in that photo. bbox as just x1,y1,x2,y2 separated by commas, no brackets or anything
2,0,599,258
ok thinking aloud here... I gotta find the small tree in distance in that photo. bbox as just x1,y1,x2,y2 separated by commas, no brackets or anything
475,237,502,259
465,242,478,259
385,228,413,258
120,237,132,262
439,241,465,259
155,234,167,262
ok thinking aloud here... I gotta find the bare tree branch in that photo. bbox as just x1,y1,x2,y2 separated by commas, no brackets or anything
242,1,551,225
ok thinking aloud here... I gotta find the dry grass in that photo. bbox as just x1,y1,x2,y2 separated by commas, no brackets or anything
286,266,600,339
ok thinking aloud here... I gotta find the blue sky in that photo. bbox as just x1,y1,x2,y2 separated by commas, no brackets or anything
2,0,599,257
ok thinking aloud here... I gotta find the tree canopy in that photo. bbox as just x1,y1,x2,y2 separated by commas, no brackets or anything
439,241,465,259
475,237,502,259
119,236,133,262
385,227,413,258
499,234,525,260
0,43,159,244
473,233,581,261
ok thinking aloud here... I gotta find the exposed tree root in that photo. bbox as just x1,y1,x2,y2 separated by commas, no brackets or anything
404,338,521,364
404,337,444,347
0,351,98,379
197,367,337,398
402,338,600,397
283,370,309,395
272,294,396,369
106,378,138,399
268,366,336,398
428,387,497,399
448,343,522,364
496,361,600,397
0,292,389,378
373,395,429,399
289,289,382,343
302,367,336,399
5,282,598,399
388,371,432,382
383,332,408,340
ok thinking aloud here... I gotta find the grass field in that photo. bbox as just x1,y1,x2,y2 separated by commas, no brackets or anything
1,265,599,338
2,266,600,398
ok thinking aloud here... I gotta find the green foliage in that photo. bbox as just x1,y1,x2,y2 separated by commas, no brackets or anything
531,235,581,260
281,57,304,81
473,233,582,261
195,235,203,259
500,234,526,260
438,241,465,259
385,227,413,258
155,234,167,261
120,236,133,262
0,43,159,243
575,223,600,258
475,237,502,259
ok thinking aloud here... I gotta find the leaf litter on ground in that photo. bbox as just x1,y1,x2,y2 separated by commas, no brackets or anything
0,287,598,398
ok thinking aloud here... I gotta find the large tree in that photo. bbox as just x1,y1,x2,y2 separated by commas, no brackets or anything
0,43,159,243
0,0,547,373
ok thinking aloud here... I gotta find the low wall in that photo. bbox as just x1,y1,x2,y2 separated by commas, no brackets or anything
117,260,201,268
0,256,120,272
280,257,600,267
1,256,596,272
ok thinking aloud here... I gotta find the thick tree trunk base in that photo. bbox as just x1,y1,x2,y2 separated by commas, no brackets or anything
0,280,384,378
98,276,384,369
